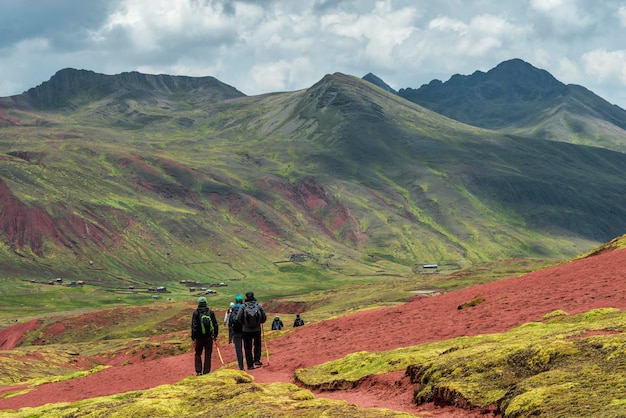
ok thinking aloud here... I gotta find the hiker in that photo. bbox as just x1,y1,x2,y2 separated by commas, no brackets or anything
293,314,304,327
225,302,234,343
229,295,245,370
271,316,284,330
224,302,234,324
190,296,219,375
233,291,267,370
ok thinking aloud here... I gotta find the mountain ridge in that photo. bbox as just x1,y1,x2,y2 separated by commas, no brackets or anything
0,67,625,289
23,68,246,109
368,58,626,153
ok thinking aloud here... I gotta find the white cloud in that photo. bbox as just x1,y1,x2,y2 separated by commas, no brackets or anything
247,57,314,93
529,0,594,34
428,17,467,34
420,14,530,60
95,0,249,52
582,49,626,83
1,0,626,107
320,2,417,67
529,0,564,13
556,57,583,83
619,6,626,26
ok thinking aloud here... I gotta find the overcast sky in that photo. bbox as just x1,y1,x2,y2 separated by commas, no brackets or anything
2,0,626,107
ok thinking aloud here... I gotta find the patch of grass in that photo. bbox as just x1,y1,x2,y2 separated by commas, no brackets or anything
0,369,413,417
457,296,485,310
0,346,107,387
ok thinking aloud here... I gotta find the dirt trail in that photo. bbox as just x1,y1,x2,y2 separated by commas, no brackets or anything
1,248,625,416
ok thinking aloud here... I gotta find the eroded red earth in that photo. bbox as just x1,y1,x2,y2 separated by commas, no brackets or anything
1,247,625,416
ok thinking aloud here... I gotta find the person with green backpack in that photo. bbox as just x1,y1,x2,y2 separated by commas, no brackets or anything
190,296,219,376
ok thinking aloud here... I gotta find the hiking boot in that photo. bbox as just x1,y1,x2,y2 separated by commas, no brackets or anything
254,360,263,366
196,372,202,376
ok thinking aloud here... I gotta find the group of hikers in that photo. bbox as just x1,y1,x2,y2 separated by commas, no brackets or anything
190,291,305,375
271,313,305,330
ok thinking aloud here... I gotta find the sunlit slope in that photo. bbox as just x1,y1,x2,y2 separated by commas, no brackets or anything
1,70,626,288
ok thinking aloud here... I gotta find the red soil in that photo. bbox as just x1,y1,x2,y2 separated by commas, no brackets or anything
0,319,41,350
1,248,625,416
0,179,126,256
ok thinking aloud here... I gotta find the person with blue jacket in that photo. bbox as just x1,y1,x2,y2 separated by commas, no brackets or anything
228,295,245,370
233,291,267,369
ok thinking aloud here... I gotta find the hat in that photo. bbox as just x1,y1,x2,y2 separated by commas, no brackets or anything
245,291,254,299
197,296,207,306
235,295,243,303
229,302,235,307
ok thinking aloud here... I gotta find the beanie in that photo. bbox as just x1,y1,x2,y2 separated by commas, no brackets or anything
197,296,207,306
245,291,254,299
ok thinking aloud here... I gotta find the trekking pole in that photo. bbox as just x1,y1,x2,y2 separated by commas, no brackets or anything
214,338,224,365
262,324,270,366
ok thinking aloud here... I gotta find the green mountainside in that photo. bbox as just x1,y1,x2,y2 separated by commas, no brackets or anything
1,68,626,295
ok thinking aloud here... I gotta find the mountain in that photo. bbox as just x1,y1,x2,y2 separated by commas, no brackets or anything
391,59,626,153
362,72,396,93
1,68,626,293
25,68,245,109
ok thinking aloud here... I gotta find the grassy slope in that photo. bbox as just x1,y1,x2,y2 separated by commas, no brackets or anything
1,72,626,317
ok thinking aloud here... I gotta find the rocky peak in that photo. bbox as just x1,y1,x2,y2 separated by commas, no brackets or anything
25,68,244,109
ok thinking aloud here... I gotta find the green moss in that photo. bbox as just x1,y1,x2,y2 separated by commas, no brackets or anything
542,310,568,320
1,370,413,418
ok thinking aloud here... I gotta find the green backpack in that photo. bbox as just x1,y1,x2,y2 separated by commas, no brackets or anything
200,310,215,336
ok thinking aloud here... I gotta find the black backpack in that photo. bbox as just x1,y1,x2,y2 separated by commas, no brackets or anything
199,310,215,336
242,302,261,328
229,306,242,332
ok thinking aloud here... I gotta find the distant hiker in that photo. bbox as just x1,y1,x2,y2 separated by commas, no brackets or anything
229,295,245,370
224,302,234,324
271,316,284,330
225,302,235,343
233,291,267,370
293,314,304,327
190,296,218,375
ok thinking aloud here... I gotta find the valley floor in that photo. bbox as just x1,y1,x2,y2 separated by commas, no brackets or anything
1,248,625,417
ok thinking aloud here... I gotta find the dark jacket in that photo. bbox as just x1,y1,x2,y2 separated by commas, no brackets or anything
271,318,284,330
191,307,219,340
233,299,267,332
229,303,243,334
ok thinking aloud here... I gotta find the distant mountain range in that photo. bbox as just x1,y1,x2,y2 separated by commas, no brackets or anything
0,60,625,288
364,58,626,153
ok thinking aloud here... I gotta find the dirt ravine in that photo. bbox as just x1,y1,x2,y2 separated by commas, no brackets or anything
1,248,625,416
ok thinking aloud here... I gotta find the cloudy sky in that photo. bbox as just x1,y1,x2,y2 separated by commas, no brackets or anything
2,0,626,107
